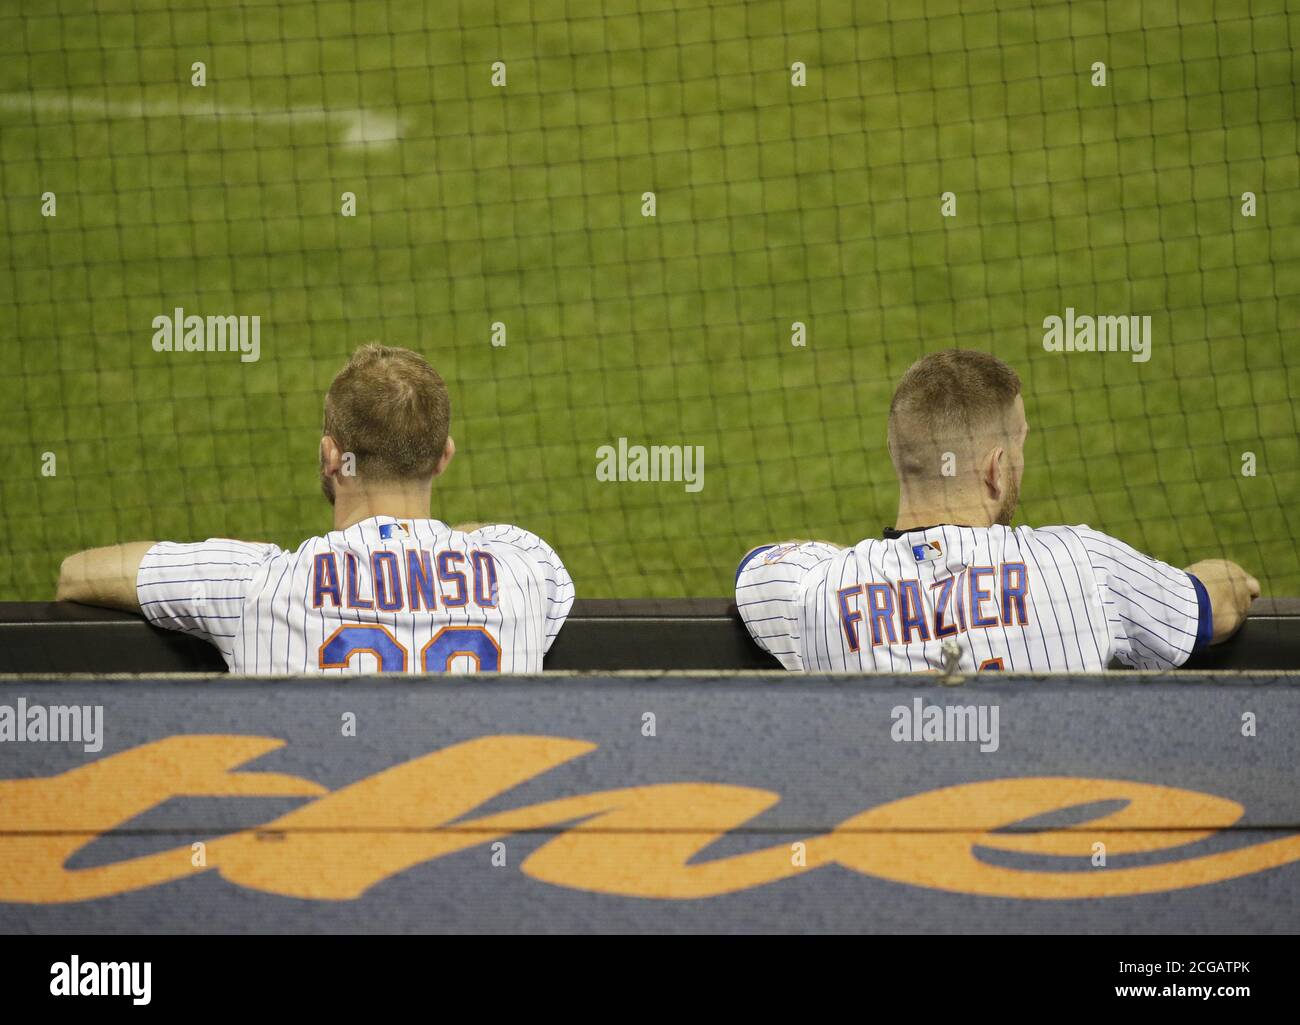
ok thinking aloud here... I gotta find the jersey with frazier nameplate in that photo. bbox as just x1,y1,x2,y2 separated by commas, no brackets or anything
136,517,574,674
735,524,1212,672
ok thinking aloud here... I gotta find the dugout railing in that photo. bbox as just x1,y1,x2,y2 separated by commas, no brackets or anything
2,598,1298,673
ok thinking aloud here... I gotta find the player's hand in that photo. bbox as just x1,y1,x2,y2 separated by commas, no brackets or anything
1186,559,1260,644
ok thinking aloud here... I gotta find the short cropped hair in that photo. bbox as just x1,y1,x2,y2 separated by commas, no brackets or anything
323,343,450,482
887,349,1022,479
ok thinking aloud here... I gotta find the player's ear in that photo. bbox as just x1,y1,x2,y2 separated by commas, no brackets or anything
320,436,344,473
982,445,1005,498
432,435,455,478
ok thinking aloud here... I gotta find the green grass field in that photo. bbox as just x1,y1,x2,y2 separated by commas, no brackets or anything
1,0,1297,600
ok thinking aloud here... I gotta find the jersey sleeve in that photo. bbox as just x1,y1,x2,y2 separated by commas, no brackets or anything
467,524,575,652
1068,526,1212,669
734,541,841,670
136,540,281,653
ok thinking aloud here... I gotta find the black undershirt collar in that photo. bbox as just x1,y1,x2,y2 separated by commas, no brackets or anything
882,523,976,538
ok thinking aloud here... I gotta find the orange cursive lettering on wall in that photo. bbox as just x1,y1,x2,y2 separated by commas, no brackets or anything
3,735,1299,904
0,736,326,903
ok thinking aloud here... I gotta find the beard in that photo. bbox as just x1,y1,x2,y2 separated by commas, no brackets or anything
996,473,1020,526
319,464,336,506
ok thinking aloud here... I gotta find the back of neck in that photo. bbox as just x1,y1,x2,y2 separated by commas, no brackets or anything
893,496,993,532
334,489,432,531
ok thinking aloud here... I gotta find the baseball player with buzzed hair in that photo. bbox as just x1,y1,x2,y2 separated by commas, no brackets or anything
57,343,574,674
736,349,1259,673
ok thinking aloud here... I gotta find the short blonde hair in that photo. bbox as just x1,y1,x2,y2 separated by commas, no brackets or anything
323,343,450,482
887,349,1022,479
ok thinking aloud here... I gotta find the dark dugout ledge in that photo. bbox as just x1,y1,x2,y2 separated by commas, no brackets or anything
1,599,1298,674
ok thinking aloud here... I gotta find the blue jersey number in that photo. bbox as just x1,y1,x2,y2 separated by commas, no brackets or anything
319,625,408,671
421,626,501,672
318,624,499,673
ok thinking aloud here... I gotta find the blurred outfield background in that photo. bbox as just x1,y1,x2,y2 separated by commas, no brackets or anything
1,0,1297,600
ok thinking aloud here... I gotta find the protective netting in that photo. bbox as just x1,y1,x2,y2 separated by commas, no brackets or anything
1,0,1296,599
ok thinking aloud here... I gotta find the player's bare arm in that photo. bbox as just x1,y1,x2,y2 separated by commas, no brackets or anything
57,542,158,613
1186,559,1260,644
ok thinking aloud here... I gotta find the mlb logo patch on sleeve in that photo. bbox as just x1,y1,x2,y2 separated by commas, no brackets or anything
912,540,943,562
379,522,410,540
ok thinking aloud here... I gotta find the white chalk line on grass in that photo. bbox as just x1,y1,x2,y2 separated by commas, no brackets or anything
0,92,402,146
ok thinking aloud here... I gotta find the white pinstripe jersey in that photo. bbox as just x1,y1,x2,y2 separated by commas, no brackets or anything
736,524,1212,672
137,517,575,674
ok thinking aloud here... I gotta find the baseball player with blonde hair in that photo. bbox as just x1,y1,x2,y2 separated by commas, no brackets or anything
58,343,574,673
